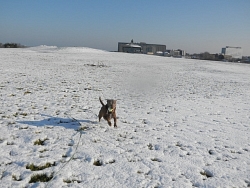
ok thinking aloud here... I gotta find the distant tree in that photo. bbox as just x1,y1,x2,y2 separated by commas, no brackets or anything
4,43,14,48
200,52,209,59
2,43,25,48
215,54,224,61
200,52,216,60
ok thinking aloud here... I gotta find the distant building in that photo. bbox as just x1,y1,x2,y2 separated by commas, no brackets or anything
165,49,185,57
177,49,186,56
120,43,142,53
118,40,166,55
242,56,250,63
221,46,242,59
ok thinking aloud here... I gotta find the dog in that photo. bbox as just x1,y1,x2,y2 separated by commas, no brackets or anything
98,97,117,128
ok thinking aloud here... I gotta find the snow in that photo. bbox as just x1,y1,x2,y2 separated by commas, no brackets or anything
125,43,142,48
0,46,249,188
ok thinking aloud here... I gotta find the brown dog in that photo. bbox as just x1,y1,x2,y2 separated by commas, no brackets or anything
98,97,117,128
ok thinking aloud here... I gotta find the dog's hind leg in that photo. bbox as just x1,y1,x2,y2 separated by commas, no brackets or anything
113,115,117,128
98,113,102,122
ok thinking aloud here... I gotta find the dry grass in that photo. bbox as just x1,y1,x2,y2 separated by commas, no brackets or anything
34,138,49,145
93,159,103,166
29,173,53,183
26,162,56,171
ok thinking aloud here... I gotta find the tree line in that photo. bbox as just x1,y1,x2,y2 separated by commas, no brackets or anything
0,43,26,48
189,52,232,61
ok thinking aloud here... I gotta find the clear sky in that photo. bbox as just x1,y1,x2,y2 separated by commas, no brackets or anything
1,0,250,55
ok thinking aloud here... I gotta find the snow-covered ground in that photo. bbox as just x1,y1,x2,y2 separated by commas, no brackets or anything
0,46,249,188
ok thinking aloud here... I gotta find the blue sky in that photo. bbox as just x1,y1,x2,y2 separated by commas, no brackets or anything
1,0,250,55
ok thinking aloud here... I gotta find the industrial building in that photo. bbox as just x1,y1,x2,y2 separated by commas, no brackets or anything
221,46,243,59
165,49,186,57
118,40,166,55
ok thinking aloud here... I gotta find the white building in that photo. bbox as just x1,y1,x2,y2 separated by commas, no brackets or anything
165,49,185,57
221,46,243,59
118,40,166,55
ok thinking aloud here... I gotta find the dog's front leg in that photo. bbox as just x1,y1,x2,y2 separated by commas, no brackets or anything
107,120,112,126
113,113,117,128
105,114,112,126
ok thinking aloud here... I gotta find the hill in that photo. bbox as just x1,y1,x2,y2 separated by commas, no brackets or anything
0,46,249,187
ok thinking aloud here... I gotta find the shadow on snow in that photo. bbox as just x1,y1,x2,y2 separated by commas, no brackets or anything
17,114,97,130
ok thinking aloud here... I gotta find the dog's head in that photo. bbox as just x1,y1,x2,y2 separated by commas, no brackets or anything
106,99,116,113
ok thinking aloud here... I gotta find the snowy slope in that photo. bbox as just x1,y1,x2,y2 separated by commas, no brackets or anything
0,46,249,188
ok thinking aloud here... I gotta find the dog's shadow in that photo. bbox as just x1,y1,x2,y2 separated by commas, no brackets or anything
17,114,97,130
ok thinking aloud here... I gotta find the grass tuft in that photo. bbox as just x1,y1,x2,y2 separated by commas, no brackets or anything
39,149,48,153
63,178,81,184
78,125,89,131
24,91,32,95
93,159,103,166
12,174,22,181
26,162,56,171
63,179,72,183
147,143,154,150
200,170,213,178
29,173,53,183
151,158,162,162
34,138,49,145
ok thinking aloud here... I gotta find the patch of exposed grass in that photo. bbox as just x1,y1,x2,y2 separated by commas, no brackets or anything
39,149,48,153
127,157,139,162
63,178,81,184
78,125,89,131
107,159,115,164
84,62,108,68
13,112,19,117
12,174,22,181
62,154,67,158
34,138,49,145
7,141,14,145
63,179,72,183
13,112,28,117
137,170,143,174
147,143,154,150
26,162,56,171
29,173,53,183
151,158,162,162
92,138,100,143
24,91,32,95
7,121,16,126
93,159,103,166
20,112,28,116
200,170,213,178
176,142,182,147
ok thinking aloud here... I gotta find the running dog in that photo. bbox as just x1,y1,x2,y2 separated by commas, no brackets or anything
98,97,117,128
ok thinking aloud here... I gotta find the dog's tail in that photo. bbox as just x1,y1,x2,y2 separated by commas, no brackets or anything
99,97,105,106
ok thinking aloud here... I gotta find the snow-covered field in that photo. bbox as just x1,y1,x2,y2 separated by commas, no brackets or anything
0,46,249,188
